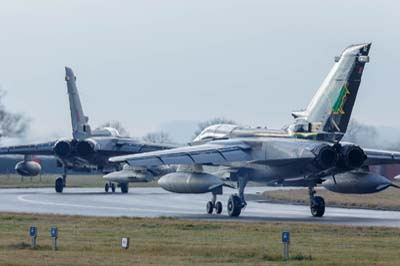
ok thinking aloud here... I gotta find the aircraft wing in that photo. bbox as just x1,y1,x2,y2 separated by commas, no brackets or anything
109,138,320,167
363,148,400,166
110,140,400,170
0,141,56,156
90,138,178,156
110,141,253,166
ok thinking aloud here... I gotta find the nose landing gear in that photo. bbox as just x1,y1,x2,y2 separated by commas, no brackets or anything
105,182,116,193
206,193,223,214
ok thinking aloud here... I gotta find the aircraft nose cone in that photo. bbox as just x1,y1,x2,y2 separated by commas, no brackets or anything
158,177,166,186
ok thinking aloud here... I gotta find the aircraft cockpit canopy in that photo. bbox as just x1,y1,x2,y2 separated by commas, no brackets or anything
287,119,310,133
193,124,238,142
91,127,120,137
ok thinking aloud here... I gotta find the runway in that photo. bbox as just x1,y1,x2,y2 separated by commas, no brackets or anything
0,186,400,227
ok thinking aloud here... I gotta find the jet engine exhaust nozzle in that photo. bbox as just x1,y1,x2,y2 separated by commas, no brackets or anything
340,145,366,169
76,140,95,157
313,145,338,169
53,140,72,157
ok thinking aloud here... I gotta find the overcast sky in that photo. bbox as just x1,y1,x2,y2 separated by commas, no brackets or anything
0,0,399,142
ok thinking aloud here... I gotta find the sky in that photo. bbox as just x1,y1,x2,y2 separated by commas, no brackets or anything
0,0,399,143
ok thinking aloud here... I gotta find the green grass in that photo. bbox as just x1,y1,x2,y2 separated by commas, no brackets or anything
0,174,158,188
263,187,400,211
0,213,399,265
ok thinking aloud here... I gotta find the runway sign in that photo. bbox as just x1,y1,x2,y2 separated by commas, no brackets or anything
30,226,37,237
51,227,58,238
282,231,290,260
121,237,130,249
282,231,290,243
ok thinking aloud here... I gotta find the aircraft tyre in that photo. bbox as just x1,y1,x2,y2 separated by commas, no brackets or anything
215,201,223,214
120,183,129,194
111,183,116,193
55,177,64,193
105,183,109,193
206,201,214,214
311,196,325,217
227,195,242,217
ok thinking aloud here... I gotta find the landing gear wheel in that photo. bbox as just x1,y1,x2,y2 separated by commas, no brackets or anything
105,183,109,193
311,196,325,217
215,201,223,214
206,201,214,214
55,177,64,193
111,183,116,193
120,183,129,194
227,195,242,217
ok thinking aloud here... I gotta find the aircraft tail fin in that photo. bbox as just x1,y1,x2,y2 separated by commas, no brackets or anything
65,67,91,140
291,43,371,140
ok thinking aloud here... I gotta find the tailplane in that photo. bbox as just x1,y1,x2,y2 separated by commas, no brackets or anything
291,43,371,140
65,67,91,140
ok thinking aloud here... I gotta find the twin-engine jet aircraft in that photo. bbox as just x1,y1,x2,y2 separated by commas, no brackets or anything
0,67,174,193
111,43,400,217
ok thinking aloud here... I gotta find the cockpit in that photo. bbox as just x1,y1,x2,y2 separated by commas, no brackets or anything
287,119,312,134
193,124,238,142
288,123,309,133
91,127,120,137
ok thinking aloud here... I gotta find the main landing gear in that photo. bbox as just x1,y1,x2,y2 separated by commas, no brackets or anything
205,176,247,217
55,168,67,193
227,176,247,217
120,183,129,194
227,194,243,217
309,186,325,217
206,193,223,214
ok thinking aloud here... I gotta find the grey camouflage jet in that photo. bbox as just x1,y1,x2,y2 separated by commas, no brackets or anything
111,43,400,217
0,67,174,193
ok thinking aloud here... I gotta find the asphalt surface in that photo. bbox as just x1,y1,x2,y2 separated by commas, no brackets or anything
1,186,400,227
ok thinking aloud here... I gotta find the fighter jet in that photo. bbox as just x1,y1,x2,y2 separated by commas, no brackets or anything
0,67,174,193
110,43,400,217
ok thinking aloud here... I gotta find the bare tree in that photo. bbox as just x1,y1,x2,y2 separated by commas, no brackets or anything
143,131,174,144
193,117,236,137
98,120,129,137
0,90,30,138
